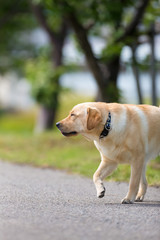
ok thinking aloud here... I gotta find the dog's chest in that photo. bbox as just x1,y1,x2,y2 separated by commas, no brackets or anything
94,140,132,163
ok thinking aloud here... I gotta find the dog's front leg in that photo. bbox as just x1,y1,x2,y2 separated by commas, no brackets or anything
121,160,144,204
93,159,117,198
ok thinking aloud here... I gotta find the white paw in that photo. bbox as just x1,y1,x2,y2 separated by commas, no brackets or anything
135,195,144,202
121,198,133,204
97,187,106,198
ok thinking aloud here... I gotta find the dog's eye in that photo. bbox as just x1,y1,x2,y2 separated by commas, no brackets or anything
71,113,75,117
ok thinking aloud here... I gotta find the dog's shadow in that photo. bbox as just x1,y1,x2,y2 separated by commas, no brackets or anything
105,201,160,207
135,200,160,207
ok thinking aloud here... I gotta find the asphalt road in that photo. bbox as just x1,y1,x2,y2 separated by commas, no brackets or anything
0,160,160,240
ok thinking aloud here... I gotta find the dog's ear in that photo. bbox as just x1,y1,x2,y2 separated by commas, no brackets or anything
87,107,102,130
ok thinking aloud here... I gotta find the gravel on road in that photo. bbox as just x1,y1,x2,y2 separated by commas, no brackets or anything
0,160,160,240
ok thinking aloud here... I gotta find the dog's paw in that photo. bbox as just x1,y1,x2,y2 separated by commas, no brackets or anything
121,198,133,204
135,195,144,202
97,187,106,198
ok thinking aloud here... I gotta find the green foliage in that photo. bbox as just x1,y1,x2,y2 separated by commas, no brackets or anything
51,0,133,27
101,42,124,62
26,56,60,108
1,0,159,107
26,55,80,108
0,0,37,74
143,0,160,27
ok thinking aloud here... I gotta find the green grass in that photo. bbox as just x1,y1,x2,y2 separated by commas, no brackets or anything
0,92,159,186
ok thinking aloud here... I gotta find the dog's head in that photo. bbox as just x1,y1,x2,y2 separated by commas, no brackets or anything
56,103,102,137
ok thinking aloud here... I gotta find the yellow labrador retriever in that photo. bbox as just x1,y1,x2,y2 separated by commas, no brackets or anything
56,102,160,204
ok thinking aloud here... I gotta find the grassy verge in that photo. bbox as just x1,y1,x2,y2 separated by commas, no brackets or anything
0,92,159,185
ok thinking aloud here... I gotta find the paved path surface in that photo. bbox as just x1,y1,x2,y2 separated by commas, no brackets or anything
0,160,160,240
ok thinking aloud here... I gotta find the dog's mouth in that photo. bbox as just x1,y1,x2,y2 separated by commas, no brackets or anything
61,131,78,137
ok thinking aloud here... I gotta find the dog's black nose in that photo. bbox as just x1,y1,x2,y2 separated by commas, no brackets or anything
56,122,61,129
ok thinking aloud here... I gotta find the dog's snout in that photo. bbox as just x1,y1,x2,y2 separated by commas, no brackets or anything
56,122,61,129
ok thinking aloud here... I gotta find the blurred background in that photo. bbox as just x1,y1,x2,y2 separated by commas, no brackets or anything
0,0,159,184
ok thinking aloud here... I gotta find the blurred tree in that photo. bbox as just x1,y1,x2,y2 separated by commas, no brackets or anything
144,1,160,106
29,1,68,132
1,0,159,134
0,0,37,74
48,0,150,102
26,53,61,132
125,1,160,105
26,51,77,132
0,0,68,131
149,23,157,106
131,44,143,104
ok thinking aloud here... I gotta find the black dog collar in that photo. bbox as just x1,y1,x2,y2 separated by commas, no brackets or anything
99,112,111,139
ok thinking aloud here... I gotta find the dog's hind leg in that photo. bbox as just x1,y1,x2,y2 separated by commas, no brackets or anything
135,161,148,202
121,157,144,204
93,159,117,198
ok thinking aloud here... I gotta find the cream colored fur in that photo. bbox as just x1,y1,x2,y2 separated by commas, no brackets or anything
57,102,160,204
